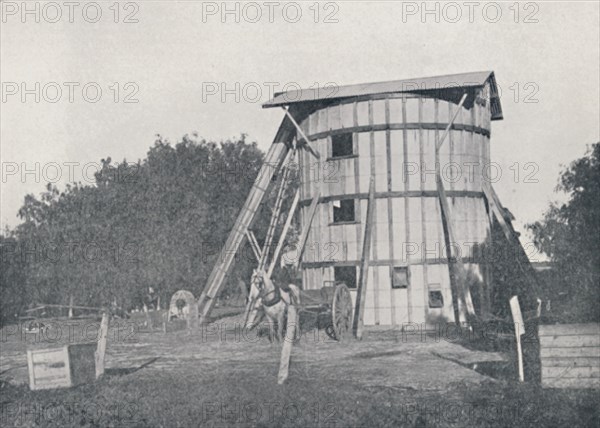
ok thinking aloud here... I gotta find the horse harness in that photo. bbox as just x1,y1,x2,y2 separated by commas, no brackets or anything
259,285,282,307
251,274,297,308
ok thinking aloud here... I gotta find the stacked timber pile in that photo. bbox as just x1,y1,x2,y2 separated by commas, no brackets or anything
539,323,600,388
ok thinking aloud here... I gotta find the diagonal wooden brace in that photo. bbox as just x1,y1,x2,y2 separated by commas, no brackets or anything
246,230,262,261
259,149,296,271
283,107,320,160
435,93,476,322
268,189,301,277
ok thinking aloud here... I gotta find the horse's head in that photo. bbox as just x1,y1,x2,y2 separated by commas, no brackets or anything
250,268,271,298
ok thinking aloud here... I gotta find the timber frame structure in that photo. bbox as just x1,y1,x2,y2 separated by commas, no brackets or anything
197,71,540,331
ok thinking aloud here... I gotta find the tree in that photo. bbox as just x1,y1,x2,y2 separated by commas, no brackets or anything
0,233,30,324
1,134,266,322
527,142,600,322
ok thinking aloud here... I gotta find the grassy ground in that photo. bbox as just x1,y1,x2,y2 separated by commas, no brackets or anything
1,315,598,427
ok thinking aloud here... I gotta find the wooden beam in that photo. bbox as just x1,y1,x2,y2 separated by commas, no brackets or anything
281,103,327,270
294,186,321,268
245,231,262,261
259,150,295,270
436,177,473,322
482,181,541,296
434,94,476,322
95,313,109,378
436,94,467,150
249,230,263,259
25,304,104,313
197,140,290,325
482,182,511,235
268,189,301,277
283,107,320,160
277,305,298,384
353,175,376,339
300,140,321,160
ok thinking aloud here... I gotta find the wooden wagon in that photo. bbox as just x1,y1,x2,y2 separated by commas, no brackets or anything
298,282,353,341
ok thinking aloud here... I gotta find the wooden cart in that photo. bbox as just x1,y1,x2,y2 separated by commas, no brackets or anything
299,282,353,341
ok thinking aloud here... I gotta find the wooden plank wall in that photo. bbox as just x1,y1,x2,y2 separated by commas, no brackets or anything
539,323,600,388
297,93,493,327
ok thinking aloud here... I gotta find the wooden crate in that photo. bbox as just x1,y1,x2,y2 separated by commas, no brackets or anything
27,343,96,390
539,323,600,388
27,314,108,390
27,346,72,390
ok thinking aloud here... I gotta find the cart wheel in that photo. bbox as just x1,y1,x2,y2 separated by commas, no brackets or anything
328,283,353,341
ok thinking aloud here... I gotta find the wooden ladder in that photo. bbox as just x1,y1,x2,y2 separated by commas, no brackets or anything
197,130,291,324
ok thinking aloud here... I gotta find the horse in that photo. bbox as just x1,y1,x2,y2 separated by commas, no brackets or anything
243,268,301,342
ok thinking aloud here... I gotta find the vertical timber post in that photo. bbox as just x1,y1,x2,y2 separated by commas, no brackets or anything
353,174,376,339
509,296,525,382
95,312,109,379
277,305,298,384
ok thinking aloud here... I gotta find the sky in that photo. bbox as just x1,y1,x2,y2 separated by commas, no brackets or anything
1,1,599,253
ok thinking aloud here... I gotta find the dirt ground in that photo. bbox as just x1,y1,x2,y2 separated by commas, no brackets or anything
1,314,598,427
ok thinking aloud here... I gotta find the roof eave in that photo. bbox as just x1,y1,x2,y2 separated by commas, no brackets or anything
263,71,503,121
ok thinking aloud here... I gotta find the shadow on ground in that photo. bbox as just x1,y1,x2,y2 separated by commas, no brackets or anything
105,357,160,377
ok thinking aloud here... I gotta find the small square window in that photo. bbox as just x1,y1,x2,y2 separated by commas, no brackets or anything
334,266,357,289
429,290,444,308
331,133,354,158
392,266,409,289
333,199,355,223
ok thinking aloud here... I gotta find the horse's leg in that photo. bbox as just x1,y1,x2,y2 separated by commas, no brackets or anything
281,289,299,341
277,306,285,342
290,306,299,341
273,316,280,342
264,310,275,343
269,319,276,343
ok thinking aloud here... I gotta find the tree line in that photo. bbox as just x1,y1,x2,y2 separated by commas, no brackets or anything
0,134,271,324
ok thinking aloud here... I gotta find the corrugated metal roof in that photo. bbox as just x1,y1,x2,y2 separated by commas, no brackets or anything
263,71,503,120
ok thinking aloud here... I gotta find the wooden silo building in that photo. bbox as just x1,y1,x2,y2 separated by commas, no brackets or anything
263,71,503,327
198,71,540,331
